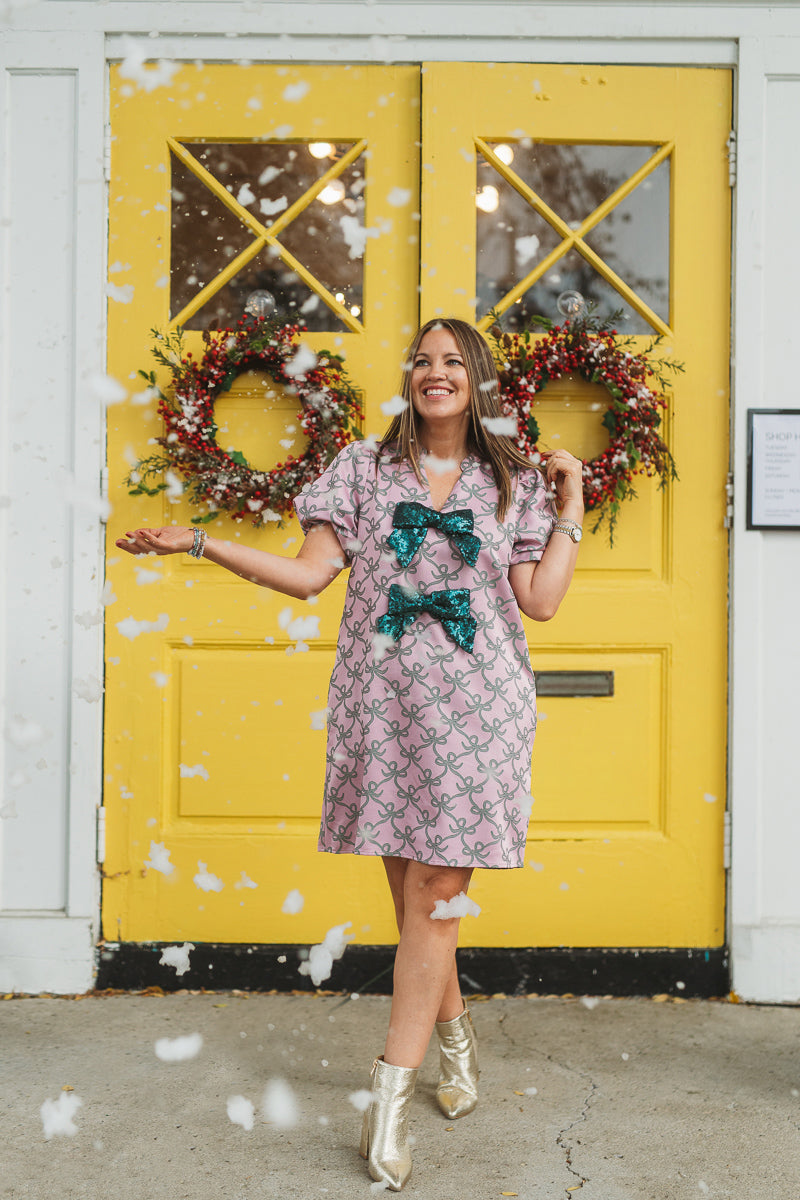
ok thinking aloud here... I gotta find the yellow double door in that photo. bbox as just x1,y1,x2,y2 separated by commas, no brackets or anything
105,63,730,951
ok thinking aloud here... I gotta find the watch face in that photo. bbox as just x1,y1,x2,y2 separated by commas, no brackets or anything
573,527,583,542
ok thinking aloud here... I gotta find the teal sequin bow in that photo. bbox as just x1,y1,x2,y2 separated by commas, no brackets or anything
377,583,477,653
387,501,481,567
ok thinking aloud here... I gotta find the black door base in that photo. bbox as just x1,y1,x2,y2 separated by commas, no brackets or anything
96,942,729,998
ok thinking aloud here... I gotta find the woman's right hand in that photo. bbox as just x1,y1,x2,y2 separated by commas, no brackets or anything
115,527,196,556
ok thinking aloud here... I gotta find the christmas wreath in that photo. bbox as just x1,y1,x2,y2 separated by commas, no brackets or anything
490,310,680,540
128,316,363,525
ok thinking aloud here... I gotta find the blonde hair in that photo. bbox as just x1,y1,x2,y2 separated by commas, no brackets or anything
379,317,538,522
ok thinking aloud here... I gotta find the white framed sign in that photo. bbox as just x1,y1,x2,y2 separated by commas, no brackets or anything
747,409,800,530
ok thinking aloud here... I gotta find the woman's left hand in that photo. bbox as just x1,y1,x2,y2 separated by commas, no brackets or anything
544,449,585,513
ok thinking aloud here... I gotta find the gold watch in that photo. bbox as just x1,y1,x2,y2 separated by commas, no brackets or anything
552,518,583,543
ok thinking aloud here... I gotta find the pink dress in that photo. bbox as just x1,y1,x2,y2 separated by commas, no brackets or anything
294,441,556,869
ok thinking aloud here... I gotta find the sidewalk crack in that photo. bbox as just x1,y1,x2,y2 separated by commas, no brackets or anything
555,1076,599,1195
496,1011,599,1196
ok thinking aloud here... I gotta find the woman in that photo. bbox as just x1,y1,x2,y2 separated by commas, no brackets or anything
117,317,583,1191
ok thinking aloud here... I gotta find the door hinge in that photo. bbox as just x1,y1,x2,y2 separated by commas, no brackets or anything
100,466,110,524
723,809,732,871
103,123,112,183
96,805,106,865
726,130,737,188
724,472,734,529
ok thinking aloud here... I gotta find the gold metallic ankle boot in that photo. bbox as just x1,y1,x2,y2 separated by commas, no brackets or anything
359,1056,418,1191
435,1008,479,1119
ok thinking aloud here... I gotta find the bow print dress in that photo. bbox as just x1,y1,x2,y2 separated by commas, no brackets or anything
294,440,556,869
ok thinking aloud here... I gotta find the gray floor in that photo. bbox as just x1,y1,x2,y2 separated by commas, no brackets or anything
1,991,798,1199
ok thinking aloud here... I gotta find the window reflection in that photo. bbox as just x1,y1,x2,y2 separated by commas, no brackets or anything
476,143,670,333
170,142,365,331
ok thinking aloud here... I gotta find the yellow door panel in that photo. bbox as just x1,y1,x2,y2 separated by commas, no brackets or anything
104,64,418,944
421,64,730,948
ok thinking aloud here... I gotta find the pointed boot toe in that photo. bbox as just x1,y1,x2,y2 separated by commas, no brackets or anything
360,1056,418,1191
435,1008,479,1119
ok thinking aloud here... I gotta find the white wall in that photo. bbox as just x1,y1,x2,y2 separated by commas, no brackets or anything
730,37,800,1002
2,1,800,999
0,32,106,992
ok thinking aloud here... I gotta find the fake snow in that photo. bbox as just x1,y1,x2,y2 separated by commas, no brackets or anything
227,1095,255,1131
298,922,354,987
105,281,135,304
580,996,601,1010
309,707,329,730
150,672,170,688
387,187,412,207
260,195,289,217
425,455,458,476
430,892,481,920
5,716,46,748
380,394,408,416
74,605,102,627
88,372,127,407
515,233,541,266
134,566,162,585
703,792,717,804
481,416,517,437
262,1078,299,1129
524,1086,538,1096
349,1089,372,1112
235,871,258,890
282,81,310,102
237,183,256,206
40,1092,82,1140
339,215,381,260
144,841,175,876
159,942,194,976
102,580,118,606
282,888,305,915
116,613,169,640
73,675,104,703
164,470,184,501
259,165,282,186
285,343,318,378
372,632,396,663
194,862,224,892
698,1184,710,1196
300,294,320,314
278,607,320,641
118,36,180,92
180,763,210,781
370,1182,390,1194
154,1032,203,1063
131,385,160,406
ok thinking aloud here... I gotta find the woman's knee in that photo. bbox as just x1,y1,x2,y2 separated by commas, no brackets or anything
403,862,473,916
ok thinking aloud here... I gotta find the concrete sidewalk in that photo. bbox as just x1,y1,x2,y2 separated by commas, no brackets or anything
0,991,798,1200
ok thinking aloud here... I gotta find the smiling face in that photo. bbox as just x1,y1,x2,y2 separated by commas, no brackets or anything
410,326,472,432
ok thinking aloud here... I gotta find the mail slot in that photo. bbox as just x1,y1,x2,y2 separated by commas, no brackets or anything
534,671,615,697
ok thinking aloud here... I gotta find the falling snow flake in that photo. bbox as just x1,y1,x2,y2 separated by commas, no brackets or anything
144,841,175,876
481,416,517,436
40,1092,83,1140
180,763,210,780
262,1078,299,1129
284,343,318,378
194,861,224,892
282,81,310,102
105,282,135,304
116,613,169,640
430,892,481,920
227,1095,255,1131
118,36,180,93
154,1032,203,1063
298,922,353,987
281,888,305,915
387,187,412,207
309,707,329,730
380,394,408,416
159,943,195,976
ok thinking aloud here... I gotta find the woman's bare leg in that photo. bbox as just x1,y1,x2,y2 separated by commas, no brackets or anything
381,857,474,1069
383,857,466,1025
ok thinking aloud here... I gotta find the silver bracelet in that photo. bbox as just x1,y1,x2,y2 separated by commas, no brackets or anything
187,528,207,559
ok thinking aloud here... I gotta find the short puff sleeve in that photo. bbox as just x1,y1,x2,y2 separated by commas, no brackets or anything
293,441,367,562
509,468,558,565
